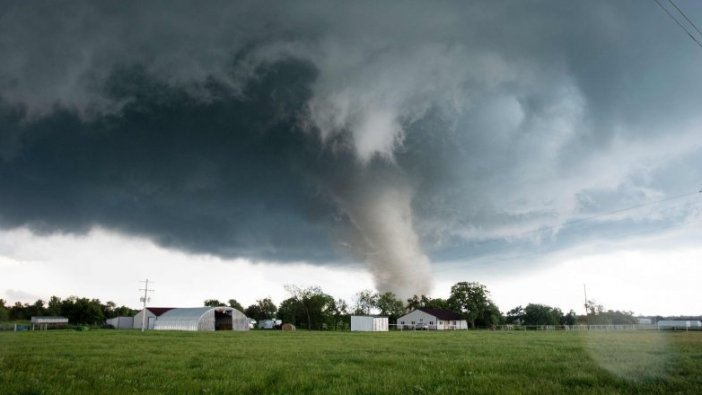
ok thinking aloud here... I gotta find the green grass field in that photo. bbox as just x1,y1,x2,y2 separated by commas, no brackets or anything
1,330,701,394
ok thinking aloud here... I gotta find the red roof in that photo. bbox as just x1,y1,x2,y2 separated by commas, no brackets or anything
145,307,174,316
417,308,463,321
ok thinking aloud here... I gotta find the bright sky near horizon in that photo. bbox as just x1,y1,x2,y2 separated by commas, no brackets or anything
1,1,701,316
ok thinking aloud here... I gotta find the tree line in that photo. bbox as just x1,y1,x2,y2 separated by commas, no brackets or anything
202,281,637,329
0,296,136,325
1,281,637,328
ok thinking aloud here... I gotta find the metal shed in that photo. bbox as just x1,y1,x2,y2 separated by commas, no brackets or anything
106,316,134,329
351,316,388,332
153,307,249,331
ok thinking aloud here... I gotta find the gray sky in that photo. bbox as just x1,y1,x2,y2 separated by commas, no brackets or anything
1,1,701,314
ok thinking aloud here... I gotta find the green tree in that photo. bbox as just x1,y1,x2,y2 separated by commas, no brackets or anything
283,285,336,330
353,290,378,315
405,294,449,311
375,292,405,322
228,299,244,311
204,299,225,307
505,305,525,324
523,304,562,326
0,299,8,321
245,298,278,322
47,296,62,316
448,282,493,328
477,300,503,327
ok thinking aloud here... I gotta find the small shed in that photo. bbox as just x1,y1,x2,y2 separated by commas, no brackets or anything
31,316,68,330
153,307,249,331
106,316,134,329
133,307,174,330
351,316,388,332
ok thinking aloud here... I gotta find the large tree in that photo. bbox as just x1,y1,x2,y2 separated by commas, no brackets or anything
523,304,563,326
375,292,405,322
228,299,244,312
245,298,278,322
282,285,335,330
353,290,378,315
448,282,495,328
405,294,449,311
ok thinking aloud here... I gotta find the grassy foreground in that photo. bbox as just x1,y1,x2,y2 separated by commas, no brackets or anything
1,330,701,394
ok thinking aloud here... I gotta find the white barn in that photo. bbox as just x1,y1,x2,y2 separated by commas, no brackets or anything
153,307,249,331
397,309,468,330
133,307,174,330
351,316,388,332
657,320,702,330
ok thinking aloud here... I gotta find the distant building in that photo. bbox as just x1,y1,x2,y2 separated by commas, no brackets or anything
106,316,134,329
133,307,174,330
258,319,282,329
351,316,388,332
638,317,652,325
657,320,702,330
30,316,68,330
397,309,468,330
153,307,249,331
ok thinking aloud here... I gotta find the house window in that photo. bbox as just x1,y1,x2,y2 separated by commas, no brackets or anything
411,321,415,325
401,321,404,324
430,321,433,325
419,318,423,322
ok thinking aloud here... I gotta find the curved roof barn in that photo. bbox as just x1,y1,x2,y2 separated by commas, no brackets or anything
154,307,249,331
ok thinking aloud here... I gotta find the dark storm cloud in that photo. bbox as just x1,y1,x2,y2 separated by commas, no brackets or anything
0,61,349,261
1,1,702,294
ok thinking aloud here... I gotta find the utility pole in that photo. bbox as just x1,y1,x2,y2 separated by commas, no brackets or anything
139,279,155,332
583,284,589,326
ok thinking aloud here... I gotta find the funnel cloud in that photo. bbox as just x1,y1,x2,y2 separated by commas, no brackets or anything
1,1,702,299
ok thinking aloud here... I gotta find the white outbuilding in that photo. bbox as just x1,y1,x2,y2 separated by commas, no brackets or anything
351,316,388,332
106,316,134,329
153,307,249,331
397,308,468,330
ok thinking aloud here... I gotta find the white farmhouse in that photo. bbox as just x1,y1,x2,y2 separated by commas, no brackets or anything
397,308,467,330
351,316,388,332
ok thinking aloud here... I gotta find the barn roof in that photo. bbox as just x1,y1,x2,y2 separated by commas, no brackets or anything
418,308,463,321
145,307,175,316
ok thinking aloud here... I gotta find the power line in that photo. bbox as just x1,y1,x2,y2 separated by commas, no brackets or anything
653,0,702,50
667,0,702,37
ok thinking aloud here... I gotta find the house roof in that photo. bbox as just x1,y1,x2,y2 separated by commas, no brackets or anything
418,308,463,321
145,307,175,316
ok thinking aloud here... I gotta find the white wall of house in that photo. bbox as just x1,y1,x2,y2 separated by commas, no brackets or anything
436,319,468,330
396,310,467,330
397,310,437,329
